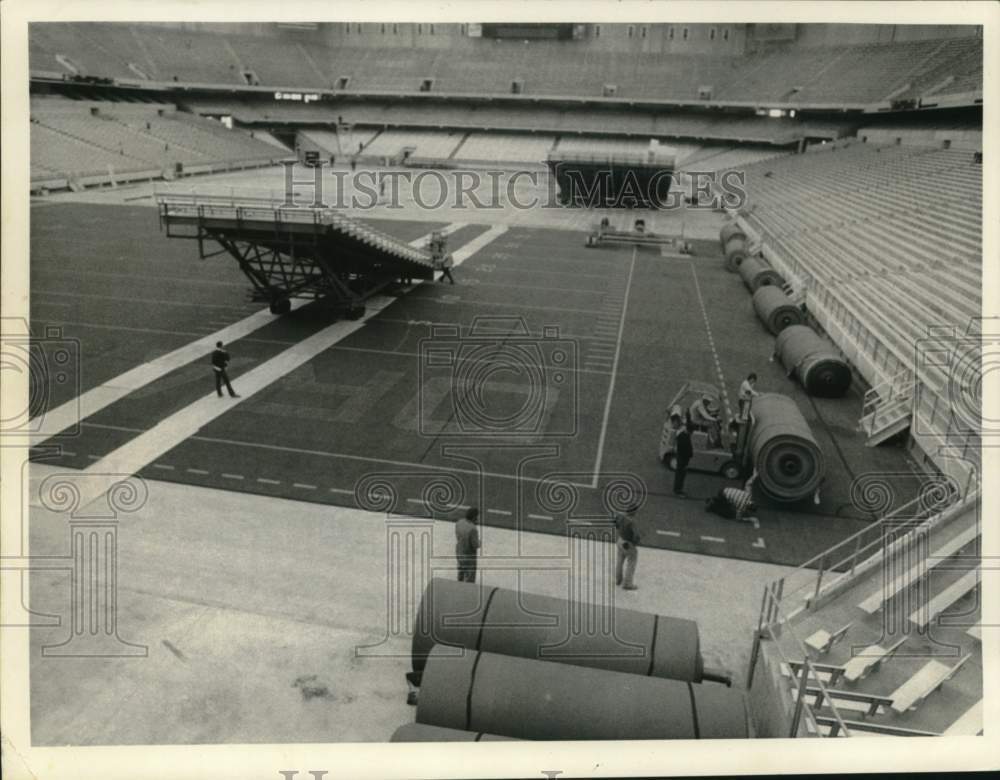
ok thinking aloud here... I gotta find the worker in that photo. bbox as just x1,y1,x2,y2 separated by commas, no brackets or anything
664,407,684,452
455,507,481,583
738,372,760,421
211,341,240,399
613,504,641,590
706,471,758,524
689,393,721,445
673,421,693,498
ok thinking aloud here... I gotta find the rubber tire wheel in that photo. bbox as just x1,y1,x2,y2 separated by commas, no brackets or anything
721,461,741,480
269,298,291,315
664,454,678,471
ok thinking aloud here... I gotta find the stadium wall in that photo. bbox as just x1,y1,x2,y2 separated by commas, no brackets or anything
320,22,749,55
858,127,981,150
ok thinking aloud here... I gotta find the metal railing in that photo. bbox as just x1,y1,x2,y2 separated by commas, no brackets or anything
859,368,916,438
760,488,972,625
748,579,853,738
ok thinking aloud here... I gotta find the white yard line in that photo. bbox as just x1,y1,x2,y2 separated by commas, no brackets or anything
590,247,636,488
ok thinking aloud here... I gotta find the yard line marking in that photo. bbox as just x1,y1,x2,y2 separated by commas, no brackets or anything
60,450,76,457
221,473,245,480
257,477,281,485
35,289,253,312
590,248,636,488
528,513,554,522
187,468,209,475
656,530,682,537
690,263,734,422
86,454,101,460
191,435,594,489
27,298,311,447
753,537,767,549
487,509,513,516
293,482,317,490
152,463,175,471
406,498,426,505
329,487,354,495
700,535,726,543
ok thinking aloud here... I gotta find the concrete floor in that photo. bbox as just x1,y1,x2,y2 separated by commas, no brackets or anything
27,462,794,745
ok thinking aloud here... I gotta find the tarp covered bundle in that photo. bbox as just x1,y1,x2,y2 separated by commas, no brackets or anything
412,578,705,683
774,324,853,397
720,222,748,272
747,392,825,502
416,645,749,741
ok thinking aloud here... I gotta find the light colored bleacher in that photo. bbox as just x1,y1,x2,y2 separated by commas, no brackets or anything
890,656,971,714
30,121,153,178
764,501,982,737
299,130,343,157
30,100,285,184
361,129,466,160
29,25,981,106
452,132,557,164
739,141,981,375
857,522,979,615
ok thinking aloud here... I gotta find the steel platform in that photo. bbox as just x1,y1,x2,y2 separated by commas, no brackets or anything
157,193,435,317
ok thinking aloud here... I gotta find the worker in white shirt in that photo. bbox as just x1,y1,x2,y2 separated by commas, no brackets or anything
738,372,760,421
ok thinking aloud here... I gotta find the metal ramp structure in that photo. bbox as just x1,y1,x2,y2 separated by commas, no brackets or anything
157,193,436,318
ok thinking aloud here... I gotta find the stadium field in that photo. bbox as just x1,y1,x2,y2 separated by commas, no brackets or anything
30,201,925,567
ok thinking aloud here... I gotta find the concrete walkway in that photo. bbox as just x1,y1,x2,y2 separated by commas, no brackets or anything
27,462,794,745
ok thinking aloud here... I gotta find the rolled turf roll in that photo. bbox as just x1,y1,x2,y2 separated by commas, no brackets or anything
752,285,804,335
723,236,748,272
390,723,515,742
737,254,785,292
416,645,749,741
747,393,825,502
774,324,853,397
412,578,704,683
719,222,746,252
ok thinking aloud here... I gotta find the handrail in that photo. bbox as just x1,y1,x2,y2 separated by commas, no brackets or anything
759,488,973,626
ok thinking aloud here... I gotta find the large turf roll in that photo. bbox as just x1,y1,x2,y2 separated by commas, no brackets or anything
390,723,514,742
412,578,703,682
747,393,825,502
719,222,746,252
737,254,785,292
723,236,748,272
752,286,804,335
774,324,853,397
416,645,749,741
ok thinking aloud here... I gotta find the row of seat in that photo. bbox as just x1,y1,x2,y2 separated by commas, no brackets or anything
188,98,824,145
737,142,981,366
779,514,982,737
30,24,982,105
31,100,285,182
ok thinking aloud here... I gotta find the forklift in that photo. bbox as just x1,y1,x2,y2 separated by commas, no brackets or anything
658,380,747,481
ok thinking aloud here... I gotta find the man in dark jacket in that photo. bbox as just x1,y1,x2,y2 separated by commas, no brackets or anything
211,341,240,398
673,422,693,497
455,507,481,583
613,504,641,590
